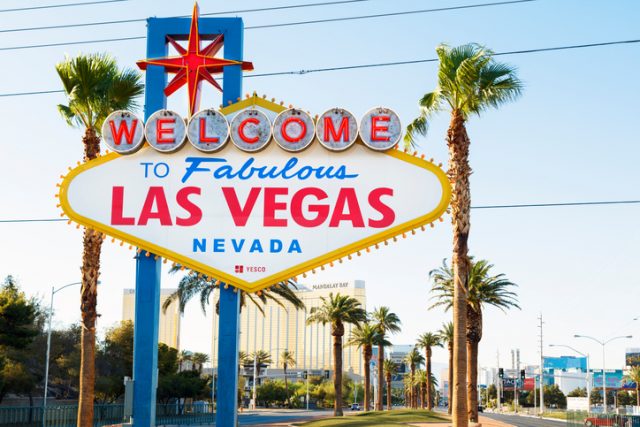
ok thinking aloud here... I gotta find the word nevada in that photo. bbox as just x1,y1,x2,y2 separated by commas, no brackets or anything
102,106,402,155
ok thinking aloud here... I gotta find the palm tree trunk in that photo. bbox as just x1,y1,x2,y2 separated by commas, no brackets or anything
333,324,344,416
426,348,433,410
421,383,427,409
386,377,392,410
364,347,371,411
467,340,479,422
636,386,639,407
377,343,384,411
78,127,102,427
448,344,453,414
448,109,471,427
466,306,482,422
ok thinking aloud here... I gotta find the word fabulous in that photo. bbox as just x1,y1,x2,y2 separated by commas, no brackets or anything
102,107,402,155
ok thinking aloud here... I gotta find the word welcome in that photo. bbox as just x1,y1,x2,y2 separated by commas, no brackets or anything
102,107,402,155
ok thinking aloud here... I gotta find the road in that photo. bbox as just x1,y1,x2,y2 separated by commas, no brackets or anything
483,412,567,427
237,409,332,425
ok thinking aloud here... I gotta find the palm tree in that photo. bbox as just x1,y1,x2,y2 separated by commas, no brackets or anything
405,43,522,427
56,53,143,427
624,366,640,406
348,322,389,411
191,352,209,374
415,369,427,409
402,375,413,408
383,359,397,410
430,258,519,422
429,373,439,408
416,332,442,410
307,293,366,416
371,307,401,411
438,321,454,414
404,347,425,409
163,267,305,315
248,350,272,380
178,350,193,372
281,350,296,407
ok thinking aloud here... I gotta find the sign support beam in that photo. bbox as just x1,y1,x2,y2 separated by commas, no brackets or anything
216,18,243,427
131,14,244,427
132,16,168,427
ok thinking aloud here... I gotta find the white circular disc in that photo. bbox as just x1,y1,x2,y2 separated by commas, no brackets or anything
144,109,187,153
101,110,145,154
359,107,402,151
272,108,315,152
187,109,230,153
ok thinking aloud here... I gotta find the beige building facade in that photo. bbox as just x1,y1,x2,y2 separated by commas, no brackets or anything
211,280,366,380
122,288,181,350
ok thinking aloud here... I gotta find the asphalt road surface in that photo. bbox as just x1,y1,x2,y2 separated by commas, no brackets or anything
483,412,567,427
237,409,332,425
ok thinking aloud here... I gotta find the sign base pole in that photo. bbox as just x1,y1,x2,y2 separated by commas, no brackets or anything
216,286,241,427
132,253,161,427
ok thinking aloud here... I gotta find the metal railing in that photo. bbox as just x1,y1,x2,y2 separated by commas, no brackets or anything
0,403,215,427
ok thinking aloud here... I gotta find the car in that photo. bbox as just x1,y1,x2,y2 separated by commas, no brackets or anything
584,416,628,427
478,405,484,413
350,403,360,411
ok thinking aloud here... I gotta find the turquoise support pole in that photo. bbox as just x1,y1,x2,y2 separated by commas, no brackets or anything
132,14,245,427
131,18,166,427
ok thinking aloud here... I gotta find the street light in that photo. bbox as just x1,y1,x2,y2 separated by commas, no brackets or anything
574,334,632,412
43,282,80,427
549,344,591,411
43,281,99,427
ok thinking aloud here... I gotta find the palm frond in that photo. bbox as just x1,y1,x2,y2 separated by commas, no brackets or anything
429,257,520,314
407,42,523,129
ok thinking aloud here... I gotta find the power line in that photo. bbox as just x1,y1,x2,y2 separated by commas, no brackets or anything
1,200,639,223
0,0,127,14
2,38,639,98
471,200,640,209
0,0,378,33
0,0,536,49
247,0,536,30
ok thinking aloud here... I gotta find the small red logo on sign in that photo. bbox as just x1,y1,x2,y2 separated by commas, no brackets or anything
235,265,244,273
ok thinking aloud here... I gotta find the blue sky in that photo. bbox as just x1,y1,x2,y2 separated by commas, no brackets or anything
1,0,639,374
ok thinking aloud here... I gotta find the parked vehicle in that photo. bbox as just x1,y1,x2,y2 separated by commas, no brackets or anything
350,403,361,411
584,416,629,427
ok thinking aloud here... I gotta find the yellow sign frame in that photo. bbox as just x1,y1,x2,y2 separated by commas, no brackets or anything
59,96,451,293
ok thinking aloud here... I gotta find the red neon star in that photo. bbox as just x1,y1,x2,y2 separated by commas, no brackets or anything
137,3,254,116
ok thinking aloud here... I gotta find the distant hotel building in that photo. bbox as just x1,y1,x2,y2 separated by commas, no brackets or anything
122,289,181,349
211,280,366,380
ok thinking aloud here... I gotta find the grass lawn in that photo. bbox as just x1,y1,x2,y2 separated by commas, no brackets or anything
542,411,569,420
295,409,450,426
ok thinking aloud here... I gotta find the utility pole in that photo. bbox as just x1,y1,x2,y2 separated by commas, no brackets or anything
305,371,310,410
516,349,520,412
497,349,502,411
252,356,257,410
538,314,545,415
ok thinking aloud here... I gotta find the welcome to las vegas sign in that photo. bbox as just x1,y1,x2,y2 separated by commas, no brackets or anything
59,95,451,293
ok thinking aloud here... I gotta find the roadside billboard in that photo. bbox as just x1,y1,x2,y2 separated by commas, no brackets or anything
626,349,640,367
